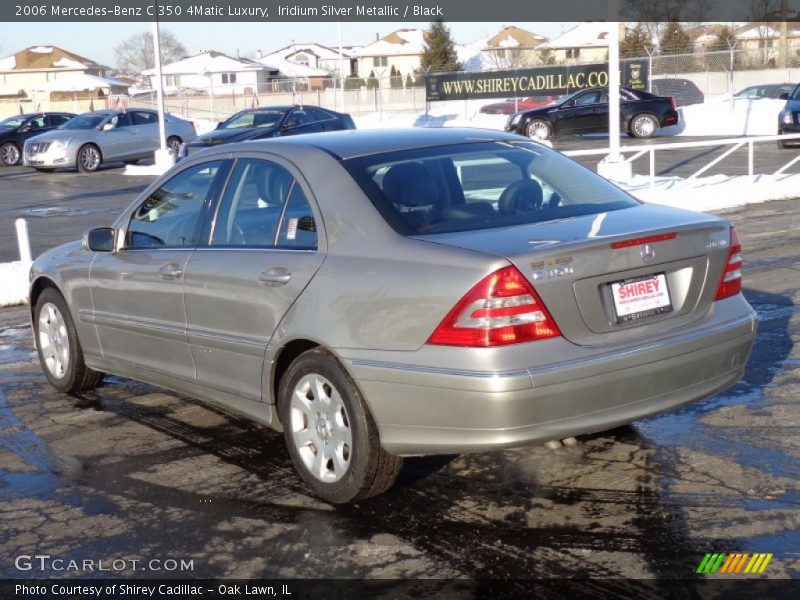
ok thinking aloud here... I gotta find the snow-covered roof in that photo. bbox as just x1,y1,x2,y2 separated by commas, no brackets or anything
485,26,547,49
540,22,611,50
257,56,331,78
355,29,429,57
0,46,107,72
266,43,355,61
143,51,266,76
29,73,129,93
736,23,800,40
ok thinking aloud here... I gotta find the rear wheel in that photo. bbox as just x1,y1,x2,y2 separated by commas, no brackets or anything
278,348,403,504
630,113,658,138
526,119,552,141
34,288,104,393
77,144,102,173
0,142,21,166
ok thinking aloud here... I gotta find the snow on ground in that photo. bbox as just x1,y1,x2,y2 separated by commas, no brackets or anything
618,173,800,211
0,261,31,308
660,97,785,137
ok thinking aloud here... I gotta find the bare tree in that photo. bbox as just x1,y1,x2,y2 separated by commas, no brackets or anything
114,30,187,75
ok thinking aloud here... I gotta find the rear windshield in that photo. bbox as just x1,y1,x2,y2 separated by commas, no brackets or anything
343,141,639,236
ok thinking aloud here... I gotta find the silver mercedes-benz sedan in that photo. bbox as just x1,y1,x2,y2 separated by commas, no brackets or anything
23,109,196,173
29,128,756,503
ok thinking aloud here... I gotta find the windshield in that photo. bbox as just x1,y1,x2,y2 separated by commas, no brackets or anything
0,115,27,129
344,141,639,236
789,86,800,100
221,110,284,129
61,114,107,130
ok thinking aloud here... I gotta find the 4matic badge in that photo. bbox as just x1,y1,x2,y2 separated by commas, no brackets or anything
531,256,574,281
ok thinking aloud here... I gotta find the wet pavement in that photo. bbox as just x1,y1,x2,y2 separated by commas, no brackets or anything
0,180,799,586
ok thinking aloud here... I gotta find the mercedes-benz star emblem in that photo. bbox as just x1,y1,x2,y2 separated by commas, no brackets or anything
641,244,656,264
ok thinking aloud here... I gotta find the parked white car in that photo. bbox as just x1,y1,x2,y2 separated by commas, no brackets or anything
23,109,196,173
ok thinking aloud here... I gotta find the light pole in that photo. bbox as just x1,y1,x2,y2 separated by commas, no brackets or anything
151,0,174,170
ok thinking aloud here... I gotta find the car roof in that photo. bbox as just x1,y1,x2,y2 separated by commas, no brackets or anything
237,128,524,160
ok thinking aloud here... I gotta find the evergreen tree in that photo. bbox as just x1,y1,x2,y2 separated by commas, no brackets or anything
389,65,403,88
366,70,379,90
660,22,693,55
405,73,414,88
621,24,653,58
420,19,462,72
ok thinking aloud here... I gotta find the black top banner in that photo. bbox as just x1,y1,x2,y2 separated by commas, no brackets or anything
1,0,798,22
425,61,649,102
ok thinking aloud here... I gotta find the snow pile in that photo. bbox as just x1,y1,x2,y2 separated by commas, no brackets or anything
354,99,508,131
0,261,31,308
661,97,785,137
619,173,800,211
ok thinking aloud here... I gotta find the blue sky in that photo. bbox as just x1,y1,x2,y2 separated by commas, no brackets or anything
0,22,575,66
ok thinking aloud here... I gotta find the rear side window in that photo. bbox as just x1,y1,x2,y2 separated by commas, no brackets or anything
132,111,158,125
344,142,639,236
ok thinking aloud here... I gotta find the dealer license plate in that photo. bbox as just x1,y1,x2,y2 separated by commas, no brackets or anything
610,273,672,323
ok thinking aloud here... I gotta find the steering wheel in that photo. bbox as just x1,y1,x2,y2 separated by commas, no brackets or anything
498,180,544,215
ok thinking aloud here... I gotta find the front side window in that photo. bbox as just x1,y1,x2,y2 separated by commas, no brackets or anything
344,142,638,236
126,161,222,249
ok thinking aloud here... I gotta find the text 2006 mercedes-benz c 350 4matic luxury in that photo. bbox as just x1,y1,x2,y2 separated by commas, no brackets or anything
29,129,757,504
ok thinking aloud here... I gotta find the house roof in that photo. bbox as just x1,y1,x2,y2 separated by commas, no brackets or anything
484,26,547,49
257,55,332,78
0,46,107,72
266,43,355,61
736,22,800,40
143,51,266,76
29,73,129,93
540,22,611,50
355,29,430,57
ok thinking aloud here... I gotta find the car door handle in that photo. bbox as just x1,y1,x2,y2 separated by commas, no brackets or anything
259,268,291,286
159,263,183,279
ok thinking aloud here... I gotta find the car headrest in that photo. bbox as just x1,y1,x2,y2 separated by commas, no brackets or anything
381,162,437,208
256,165,294,206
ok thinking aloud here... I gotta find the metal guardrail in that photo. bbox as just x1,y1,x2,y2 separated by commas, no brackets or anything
561,133,800,187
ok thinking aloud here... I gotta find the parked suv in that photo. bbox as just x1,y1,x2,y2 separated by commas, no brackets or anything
650,78,704,106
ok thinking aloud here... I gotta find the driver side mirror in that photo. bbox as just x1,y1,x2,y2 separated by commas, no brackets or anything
102,123,116,131
780,92,790,100
19,125,31,133
215,121,224,129
283,118,300,130
83,227,115,252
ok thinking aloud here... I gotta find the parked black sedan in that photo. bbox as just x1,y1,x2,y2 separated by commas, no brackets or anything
181,105,355,157
0,112,75,166
505,87,679,141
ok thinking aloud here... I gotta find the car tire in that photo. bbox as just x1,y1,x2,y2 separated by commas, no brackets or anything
76,144,102,173
630,113,659,139
34,168,55,173
526,119,552,141
34,288,104,393
278,348,403,504
0,142,21,166
167,136,182,154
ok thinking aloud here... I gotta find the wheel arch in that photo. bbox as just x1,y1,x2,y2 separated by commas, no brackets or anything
29,276,61,320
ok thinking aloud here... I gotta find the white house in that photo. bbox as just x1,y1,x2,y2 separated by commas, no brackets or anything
143,51,273,96
256,55,334,90
354,29,429,80
259,43,358,77
539,22,614,64
0,46,112,98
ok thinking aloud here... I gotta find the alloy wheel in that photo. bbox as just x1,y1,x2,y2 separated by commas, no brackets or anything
38,302,70,379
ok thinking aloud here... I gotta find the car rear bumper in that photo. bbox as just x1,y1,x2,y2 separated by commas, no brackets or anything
342,299,757,455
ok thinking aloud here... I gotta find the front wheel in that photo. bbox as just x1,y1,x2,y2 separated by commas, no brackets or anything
526,119,552,141
630,113,658,139
77,144,102,173
278,348,403,504
34,288,104,393
0,142,21,166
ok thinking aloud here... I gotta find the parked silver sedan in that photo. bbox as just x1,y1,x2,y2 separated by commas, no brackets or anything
23,108,196,173
29,129,757,503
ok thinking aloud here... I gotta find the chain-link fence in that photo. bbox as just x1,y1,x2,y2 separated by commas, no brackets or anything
4,45,800,125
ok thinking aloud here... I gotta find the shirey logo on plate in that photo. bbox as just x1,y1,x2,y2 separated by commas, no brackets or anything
696,552,773,575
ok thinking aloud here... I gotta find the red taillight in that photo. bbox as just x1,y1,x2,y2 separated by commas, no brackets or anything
670,96,677,110
714,227,743,301
427,266,561,347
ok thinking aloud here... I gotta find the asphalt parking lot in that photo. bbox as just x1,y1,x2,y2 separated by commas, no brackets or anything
0,145,799,587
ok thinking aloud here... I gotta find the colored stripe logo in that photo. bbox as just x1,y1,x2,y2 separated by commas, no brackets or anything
696,552,773,574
